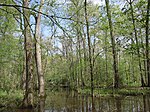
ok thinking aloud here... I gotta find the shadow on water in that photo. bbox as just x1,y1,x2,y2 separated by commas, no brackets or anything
1,88,150,112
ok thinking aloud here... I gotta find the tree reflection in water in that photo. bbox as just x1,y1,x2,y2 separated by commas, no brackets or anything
38,98,45,112
45,90,150,112
2,89,150,112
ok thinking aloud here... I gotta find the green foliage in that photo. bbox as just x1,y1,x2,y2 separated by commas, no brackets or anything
117,88,150,96
42,0,148,89
0,0,24,93
78,88,150,97
0,89,23,108
0,36,23,91
0,0,149,102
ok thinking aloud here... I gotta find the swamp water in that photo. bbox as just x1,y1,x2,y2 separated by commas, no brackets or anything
2,89,150,112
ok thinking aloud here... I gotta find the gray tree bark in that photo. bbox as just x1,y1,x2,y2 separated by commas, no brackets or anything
23,0,34,108
35,0,45,97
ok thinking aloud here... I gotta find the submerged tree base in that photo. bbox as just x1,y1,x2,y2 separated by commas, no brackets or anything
0,89,46,111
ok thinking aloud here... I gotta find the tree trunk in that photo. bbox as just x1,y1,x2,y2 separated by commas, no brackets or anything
35,0,45,97
140,29,147,85
128,0,145,86
21,61,26,90
145,0,150,87
104,30,108,82
105,0,119,88
82,27,87,86
23,0,34,108
77,32,85,88
76,19,85,88
20,11,26,90
84,0,94,95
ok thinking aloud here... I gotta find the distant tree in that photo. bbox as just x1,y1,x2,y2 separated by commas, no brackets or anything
105,0,120,88
145,0,150,86
126,0,145,86
84,0,94,94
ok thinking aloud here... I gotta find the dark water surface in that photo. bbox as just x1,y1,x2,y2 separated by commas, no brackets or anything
44,89,150,112
2,89,150,112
